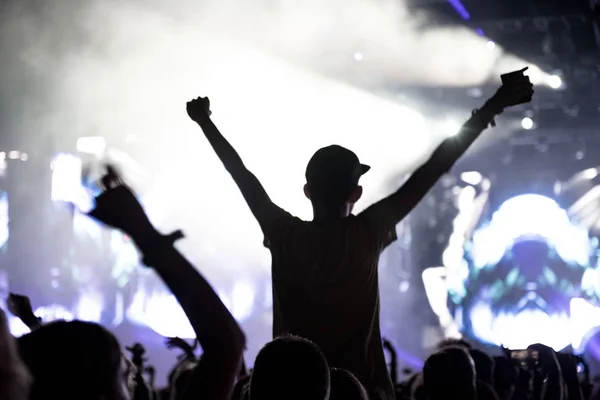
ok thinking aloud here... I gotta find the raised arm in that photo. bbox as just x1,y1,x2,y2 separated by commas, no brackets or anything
361,74,533,230
187,97,282,228
87,174,246,400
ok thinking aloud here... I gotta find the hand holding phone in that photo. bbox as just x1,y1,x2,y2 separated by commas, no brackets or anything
494,67,534,108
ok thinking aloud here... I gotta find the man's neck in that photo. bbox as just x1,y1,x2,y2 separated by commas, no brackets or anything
312,204,351,223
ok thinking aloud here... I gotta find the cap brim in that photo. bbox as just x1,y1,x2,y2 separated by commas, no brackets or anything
360,164,371,175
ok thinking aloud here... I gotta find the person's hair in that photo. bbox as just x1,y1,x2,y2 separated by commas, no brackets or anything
423,346,476,400
436,338,472,350
469,348,494,385
0,308,31,400
250,335,330,400
18,320,123,400
329,368,368,400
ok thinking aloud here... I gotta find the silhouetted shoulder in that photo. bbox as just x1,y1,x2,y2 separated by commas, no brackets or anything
355,209,398,252
261,205,298,249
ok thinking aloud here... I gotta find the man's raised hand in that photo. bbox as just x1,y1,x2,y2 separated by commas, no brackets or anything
187,97,212,123
489,67,534,112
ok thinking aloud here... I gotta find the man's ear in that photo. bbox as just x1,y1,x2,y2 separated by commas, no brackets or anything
304,184,311,200
348,186,363,203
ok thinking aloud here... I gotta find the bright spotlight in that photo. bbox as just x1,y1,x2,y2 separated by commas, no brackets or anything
521,117,534,130
549,75,562,89
443,120,462,137
353,52,363,61
486,41,496,50
461,171,483,186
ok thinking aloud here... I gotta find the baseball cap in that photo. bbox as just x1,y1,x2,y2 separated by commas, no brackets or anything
305,145,370,192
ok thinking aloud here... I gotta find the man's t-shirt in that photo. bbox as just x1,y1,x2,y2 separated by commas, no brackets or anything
262,207,396,400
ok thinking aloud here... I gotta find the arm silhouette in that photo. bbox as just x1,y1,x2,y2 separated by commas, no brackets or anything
88,172,245,400
187,97,282,232
362,77,533,230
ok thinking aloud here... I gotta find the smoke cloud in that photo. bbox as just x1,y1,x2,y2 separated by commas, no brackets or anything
0,0,527,268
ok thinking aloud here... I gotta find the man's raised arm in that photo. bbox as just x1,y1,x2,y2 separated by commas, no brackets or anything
362,73,534,229
187,97,282,229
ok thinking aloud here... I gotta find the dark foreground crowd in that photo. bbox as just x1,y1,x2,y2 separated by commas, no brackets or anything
0,70,586,400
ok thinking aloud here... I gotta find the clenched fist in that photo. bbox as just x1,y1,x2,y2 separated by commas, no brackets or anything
187,96,212,122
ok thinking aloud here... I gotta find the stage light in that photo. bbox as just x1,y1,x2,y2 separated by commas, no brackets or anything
549,75,562,89
353,52,363,61
443,120,461,137
8,151,19,160
399,281,410,292
521,117,534,130
486,41,496,50
582,168,598,180
460,171,482,186
50,153,83,203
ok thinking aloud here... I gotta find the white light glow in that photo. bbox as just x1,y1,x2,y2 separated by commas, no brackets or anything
549,75,562,89
523,65,543,85
34,305,74,322
353,52,363,61
127,289,196,339
582,168,599,180
0,193,7,249
460,171,482,186
470,194,591,270
231,281,256,322
486,41,496,50
76,136,106,155
443,120,462,137
470,302,571,351
570,298,600,351
521,117,533,130
51,153,83,203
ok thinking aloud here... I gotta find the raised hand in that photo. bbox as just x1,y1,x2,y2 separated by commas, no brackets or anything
166,337,196,360
7,293,40,329
7,293,34,318
87,165,157,249
490,67,534,110
187,96,212,123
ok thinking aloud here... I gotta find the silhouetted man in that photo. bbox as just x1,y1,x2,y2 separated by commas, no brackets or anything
187,74,533,399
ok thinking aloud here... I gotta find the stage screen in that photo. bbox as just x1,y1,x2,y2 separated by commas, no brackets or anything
443,193,600,351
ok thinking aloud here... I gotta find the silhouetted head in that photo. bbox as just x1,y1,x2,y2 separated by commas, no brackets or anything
18,320,128,400
469,349,494,385
304,145,369,216
436,338,472,350
250,335,330,400
423,346,476,400
0,308,30,400
329,368,368,400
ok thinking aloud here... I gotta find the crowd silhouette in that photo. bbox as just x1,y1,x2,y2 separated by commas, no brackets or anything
0,69,591,400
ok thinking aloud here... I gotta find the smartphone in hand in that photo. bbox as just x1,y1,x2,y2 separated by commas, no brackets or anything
500,68,533,105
